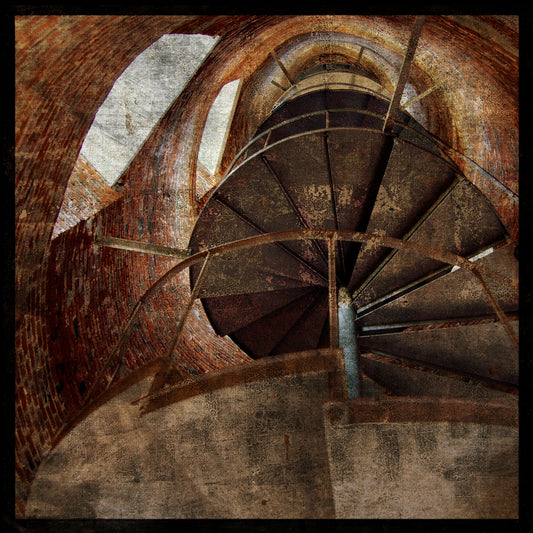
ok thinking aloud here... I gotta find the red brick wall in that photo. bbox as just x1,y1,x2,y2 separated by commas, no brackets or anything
52,155,121,238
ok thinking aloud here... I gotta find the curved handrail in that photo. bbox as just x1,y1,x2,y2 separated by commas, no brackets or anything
223,128,459,204
227,110,453,174
72,228,518,432
98,229,517,389
223,102,516,204
273,81,391,110
227,108,387,171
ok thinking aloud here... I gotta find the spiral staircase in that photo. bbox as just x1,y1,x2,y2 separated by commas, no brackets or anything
23,40,519,521
184,68,518,401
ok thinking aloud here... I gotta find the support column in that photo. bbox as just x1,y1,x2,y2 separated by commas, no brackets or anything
338,287,360,398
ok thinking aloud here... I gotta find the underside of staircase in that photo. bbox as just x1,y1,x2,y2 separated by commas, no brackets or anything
185,76,517,400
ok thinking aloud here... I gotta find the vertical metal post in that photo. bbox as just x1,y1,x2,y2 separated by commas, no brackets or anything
356,46,364,67
270,51,294,86
471,266,519,352
328,236,339,348
338,287,360,398
382,15,425,133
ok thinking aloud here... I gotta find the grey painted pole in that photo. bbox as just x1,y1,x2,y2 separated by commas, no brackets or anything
338,287,360,398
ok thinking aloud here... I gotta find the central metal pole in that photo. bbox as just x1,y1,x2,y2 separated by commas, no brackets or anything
338,287,360,398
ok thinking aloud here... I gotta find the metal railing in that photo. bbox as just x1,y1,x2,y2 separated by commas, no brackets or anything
226,107,452,174
88,229,517,411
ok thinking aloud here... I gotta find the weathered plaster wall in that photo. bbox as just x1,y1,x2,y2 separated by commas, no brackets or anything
26,371,336,519
25,371,518,519
325,418,518,518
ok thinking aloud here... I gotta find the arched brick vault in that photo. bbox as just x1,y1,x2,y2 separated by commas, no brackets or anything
15,14,518,516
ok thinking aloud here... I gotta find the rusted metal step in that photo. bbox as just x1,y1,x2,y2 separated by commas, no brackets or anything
270,288,329,355
187,86,517,376
348,140,459,292
359,318,518,386
354,178,507,308
201,286,317,336
230,288,325,358
358,351,518,399
356,244,518,327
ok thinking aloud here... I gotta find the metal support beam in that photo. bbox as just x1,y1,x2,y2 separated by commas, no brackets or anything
401,84,440,110
95,235,190,259
271,79,289,91
351,174,462,300
356,264,454,318
328,237,339,349
359,311,519,337
323,135,337,218
355,46,364,67
338,287,360,398
215,195,328,284
80,298,144,406
112,230,515,335
433,138,519,202
270,50,294,86
383,16,426,133
471,266,519,351
355,237,509,319
139,349,342,414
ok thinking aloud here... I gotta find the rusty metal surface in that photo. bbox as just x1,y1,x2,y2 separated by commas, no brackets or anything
354,178,507,308
265,113,327,146
273,289,329,355
328,237,339,349
357,243,518,327
193,248,325,299
359,352,518,399
147,253,213,396
190,197,327,298
359,311,518,335
382,16,426,133
325,128,391,278
203,287,317,336
190,228,516,360
182,85,518,375
230,288,325,358
107,228,513,353
349,141,458,291
213,156,328,275
257,90,389,134
359,319,518,385
257,133,336,230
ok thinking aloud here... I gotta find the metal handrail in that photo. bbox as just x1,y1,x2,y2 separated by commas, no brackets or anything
227,108,452,174
223,104,516,204
91,229,517,402
273,81,391,109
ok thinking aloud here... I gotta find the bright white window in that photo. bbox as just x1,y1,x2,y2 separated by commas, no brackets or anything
197,79,242,177
80,34,219,186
